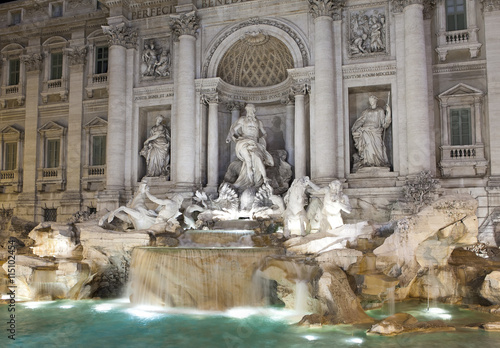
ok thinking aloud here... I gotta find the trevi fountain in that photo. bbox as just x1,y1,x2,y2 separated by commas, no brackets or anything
2,103,500,347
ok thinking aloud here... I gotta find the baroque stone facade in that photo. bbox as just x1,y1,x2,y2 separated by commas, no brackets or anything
0,0,499,234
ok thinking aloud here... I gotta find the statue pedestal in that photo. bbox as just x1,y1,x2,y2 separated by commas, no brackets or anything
347,167,399,188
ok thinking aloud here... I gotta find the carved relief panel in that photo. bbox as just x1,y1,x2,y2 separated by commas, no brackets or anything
347,4,389,58
140,38,172,79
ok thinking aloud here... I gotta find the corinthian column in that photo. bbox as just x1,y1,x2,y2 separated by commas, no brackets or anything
308,0,344,183
395,0,433,174
292,83,309,178
170,12,199,187
202,94,219,188
102,23,137,195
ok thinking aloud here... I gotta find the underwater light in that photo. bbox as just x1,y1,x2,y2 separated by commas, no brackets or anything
427,307,447,314
303,335,317,341
93,303,113,312
346,337,364,344
226,307,256,319
23,301,51,309
125,307,164,319
59,304,74,309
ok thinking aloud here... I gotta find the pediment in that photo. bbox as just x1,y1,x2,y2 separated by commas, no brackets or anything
84,117,108,129
38,121,65,134
1,125,23,135
1,43,24,53
438,83,484,98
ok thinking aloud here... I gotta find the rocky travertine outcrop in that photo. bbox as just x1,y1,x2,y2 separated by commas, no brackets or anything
367,312,455,335
480,271,500,305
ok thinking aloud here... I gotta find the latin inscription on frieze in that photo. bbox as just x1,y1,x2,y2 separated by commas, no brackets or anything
200,0,253,9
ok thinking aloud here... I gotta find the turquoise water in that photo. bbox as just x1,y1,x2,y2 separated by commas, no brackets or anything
3,300,500,348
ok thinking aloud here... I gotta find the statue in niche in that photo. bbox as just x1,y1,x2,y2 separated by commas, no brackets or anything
265,116,292,195
351,94,391,172
142,41,171,77
307,180,352,233
349,10,386,56
225,104,274,191
140,115,171,177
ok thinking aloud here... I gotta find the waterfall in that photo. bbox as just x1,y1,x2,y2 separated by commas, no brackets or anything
130,247,283,310
386,286,395,315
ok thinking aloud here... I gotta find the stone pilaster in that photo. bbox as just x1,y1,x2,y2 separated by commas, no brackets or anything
101,22,137,207
202,93,220,188
308,0,344,183
17,52,43,221
292,83,309,179
170,11,199,187
482,1,500,184
64,46,86,211
396,1,432,174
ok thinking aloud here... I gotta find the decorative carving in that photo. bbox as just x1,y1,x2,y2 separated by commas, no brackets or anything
201,93,219,105
202,17,309,78
391,0,436,18
351,94,392,172
291,83,310,96
308,0,345,20
342,63,396,79
140,116,171,178
226,101,245,112
170,11,200,39
217,31,294,88
20,53,43,72
481,0,500,12
348,7,387,57
141,40,171,78
67,46,87,65
102,23,138,48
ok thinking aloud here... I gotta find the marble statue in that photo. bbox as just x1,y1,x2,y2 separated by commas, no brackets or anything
225,104,274,190
140,116,170,177
98,181,157,230
98,181,183,232
283,177,316,237
351,94,391,172
307,180,352,232
154,50,171,77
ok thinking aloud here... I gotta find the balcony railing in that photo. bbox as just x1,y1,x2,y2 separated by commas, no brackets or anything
47,79,62,89
87,165,106,177
0,170,18,182
92,73,108,84
1,84,23,97
436,27,481,61
441,144,482,161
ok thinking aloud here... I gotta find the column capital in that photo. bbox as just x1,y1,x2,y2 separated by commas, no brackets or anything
20,53,43,72
307,0,345,20
225,100,245,111
391,0,436,19
170,11,200,39
66,46,88,66
481,0,500,12
201,93,219,105
102,23,138,49
291,82,310,96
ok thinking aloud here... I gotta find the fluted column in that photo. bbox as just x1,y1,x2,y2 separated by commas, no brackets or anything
102,23,137,195
292,84,309,178
483,1,500,181
203,94,219,188
400,1,433,174
226,101,244,162
308,0,344,182
282,96,295,168
170,12,199,187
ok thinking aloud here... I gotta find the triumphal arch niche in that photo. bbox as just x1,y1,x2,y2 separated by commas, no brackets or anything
200,18,312,193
